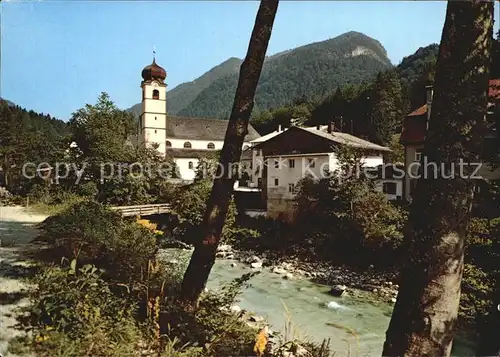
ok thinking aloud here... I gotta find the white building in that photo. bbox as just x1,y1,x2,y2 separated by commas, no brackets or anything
136,57,261,182
251,124,391,221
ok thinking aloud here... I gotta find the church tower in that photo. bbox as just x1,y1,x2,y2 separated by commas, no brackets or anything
139,57,167,154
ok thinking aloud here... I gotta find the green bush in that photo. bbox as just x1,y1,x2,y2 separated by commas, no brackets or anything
160,273,258,357
37,200,158,282
24,262,143,357
169,180,240,244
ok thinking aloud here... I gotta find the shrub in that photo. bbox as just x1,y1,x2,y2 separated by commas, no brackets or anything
24,262,143,357
160,273,258,357
169,180,239,244
293,163,407,266
37,200,158,282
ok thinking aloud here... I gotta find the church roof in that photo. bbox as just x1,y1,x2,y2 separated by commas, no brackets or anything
166,116,261,141
166,148,218,159
142,58,166,83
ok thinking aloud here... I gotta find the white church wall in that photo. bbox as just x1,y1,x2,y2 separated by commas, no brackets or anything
166,138,252,151
174,158,199,181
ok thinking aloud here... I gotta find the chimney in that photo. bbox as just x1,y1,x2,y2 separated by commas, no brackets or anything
278,124,282,132
328,121,334,134
425,85,433,130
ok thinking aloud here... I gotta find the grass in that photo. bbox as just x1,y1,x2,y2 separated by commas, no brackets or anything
26,196,86,216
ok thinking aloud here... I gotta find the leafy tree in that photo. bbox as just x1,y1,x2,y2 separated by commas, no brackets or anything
295,146,406,264
181,0,279,302
69,92,136,179
67,93,174,205
382,2,494,356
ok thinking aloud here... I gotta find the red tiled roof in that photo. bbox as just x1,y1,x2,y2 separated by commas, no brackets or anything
490,79,500,99
407,104,427,117
401,79,500,145
400,116,427,144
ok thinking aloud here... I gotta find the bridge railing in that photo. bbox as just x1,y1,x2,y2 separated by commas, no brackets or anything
110,203,171,217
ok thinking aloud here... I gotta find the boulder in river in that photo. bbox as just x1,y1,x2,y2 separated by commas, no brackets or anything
251,261,263,269
272,267,287,275
249,315,265,323
329,284,347,297
217,244,233,252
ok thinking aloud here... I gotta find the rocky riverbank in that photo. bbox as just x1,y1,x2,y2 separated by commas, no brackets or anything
215,243,400,304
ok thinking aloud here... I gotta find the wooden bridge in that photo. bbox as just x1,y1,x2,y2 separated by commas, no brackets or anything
110,203,171,217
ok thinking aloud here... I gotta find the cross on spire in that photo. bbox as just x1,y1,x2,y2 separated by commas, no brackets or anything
153,45,156,60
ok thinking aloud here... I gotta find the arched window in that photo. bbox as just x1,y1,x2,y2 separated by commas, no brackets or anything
207,142,215,149
188,161,194,169
152,89,159,99
183,142,192,148
243,145,249,150
166,141,172,148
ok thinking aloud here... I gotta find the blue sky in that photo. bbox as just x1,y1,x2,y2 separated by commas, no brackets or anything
1,1,498,120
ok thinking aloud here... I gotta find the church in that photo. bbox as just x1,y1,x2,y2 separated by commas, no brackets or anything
136,57,261,181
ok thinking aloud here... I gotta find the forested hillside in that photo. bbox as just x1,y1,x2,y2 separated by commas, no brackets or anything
0,100,70,190
178,31,392,118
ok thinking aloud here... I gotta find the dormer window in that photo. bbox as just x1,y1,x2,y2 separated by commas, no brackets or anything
152,89,159,100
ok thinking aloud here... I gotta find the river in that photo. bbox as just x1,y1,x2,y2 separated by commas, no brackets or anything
162,249,476,357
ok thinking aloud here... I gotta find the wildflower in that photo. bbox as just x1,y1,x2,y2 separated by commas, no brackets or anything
253,326,268,356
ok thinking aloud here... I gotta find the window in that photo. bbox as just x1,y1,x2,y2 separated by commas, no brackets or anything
274,178,279,186
274,159,279,169
165,141,172,148
188,161,194,170
308,158,316,168
289,159,295,168
383,182,397,195
155,116,157,120
154,130,157,134
288,183,296,193
207,142,215,149
152,89,159,99
184,142,192,148
415,150,423,162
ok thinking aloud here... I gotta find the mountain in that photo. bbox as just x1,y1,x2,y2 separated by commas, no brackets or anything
177,31,392,119
128,57,242,118
128,31,392,119
396,44,439,85
0,98,16,108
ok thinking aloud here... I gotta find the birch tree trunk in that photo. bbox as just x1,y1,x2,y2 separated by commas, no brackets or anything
180,0,279,303
382,1,494,356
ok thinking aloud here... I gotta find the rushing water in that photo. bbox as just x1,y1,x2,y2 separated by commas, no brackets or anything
163,249,476,357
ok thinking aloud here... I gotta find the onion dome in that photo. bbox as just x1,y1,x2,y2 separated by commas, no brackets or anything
141,58,166,83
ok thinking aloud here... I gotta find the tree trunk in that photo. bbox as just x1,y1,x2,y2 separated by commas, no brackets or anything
180,0,279,303
382,1,494,356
